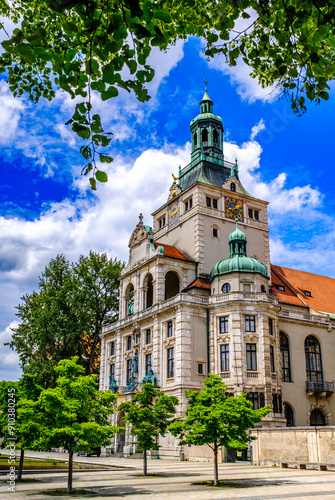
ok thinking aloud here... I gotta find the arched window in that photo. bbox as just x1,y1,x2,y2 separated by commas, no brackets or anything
213,129,218,146
202,128,208,145
261,284,266,293
193,132,197,147
165,271,179,300
280,332,291,382
284,403,294,427
125,283,134,317
305,336,323,382
143,273,153,309
310,408,326,426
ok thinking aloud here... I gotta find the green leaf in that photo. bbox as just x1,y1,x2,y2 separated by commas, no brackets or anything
99,154,113,164
63,21,78,33
80,145,92,160
153,10,173,23
101,86,119,101
72,122,91,140
89,177,97,190
96,170,108,182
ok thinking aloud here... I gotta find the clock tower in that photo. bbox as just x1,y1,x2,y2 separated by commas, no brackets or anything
152,83,271,277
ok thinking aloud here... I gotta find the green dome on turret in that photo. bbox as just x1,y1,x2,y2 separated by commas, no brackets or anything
211,219,268,279
228,225,247,243
211,256,268,279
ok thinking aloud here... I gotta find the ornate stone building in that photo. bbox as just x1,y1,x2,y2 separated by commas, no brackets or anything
99,88,335,458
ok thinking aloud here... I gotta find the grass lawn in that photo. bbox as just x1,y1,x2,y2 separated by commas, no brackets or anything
0,453,94,470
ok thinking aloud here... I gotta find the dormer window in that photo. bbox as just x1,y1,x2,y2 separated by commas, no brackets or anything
231,183,236,192
276,285,285,292
304,290,312,297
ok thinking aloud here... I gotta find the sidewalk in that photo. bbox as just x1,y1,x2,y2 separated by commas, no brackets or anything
1,449,335,499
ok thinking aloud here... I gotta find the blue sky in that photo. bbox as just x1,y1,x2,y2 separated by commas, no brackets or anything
1,35,335,381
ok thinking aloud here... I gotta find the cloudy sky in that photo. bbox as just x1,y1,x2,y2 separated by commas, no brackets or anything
1,34,335,381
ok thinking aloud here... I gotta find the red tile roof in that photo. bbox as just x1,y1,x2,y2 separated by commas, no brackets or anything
154,242,191,262
183,277,211,291
271,264,335,315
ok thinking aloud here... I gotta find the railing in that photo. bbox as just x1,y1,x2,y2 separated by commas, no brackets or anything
220,372,230,379
306,381,334,393
247,371,259,378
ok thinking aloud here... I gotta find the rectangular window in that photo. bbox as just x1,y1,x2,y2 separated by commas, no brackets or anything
135,333,140,345
277,285,285,292
145,353,152,375
146,329,151,344
245,315,256,332
110,363,115,378
213,228,218,238
159,216,166,229
110,341,115,356
270,345,275,373
213,198,218,209
198,363,203,374
220,344,230,371
246,343,257,371
189,197,193,209
248,208,253,218
185,201,188,212
206,196,211,207
254,210,259,220
127,335,132,351
126,359,132,384
269,318,274,335
167,320,173,338
272,393,283,413
167,347,174,378
220,316,229,333
247,392,265,410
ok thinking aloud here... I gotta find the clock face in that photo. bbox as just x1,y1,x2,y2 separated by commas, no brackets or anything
225,197,243,221
168,199,180,228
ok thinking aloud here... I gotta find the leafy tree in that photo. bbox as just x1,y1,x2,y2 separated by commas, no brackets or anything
169,374,271,486
8,251,124,387
1,2,334,187
0,375,42,482
18,357,119,494
118,383,178,476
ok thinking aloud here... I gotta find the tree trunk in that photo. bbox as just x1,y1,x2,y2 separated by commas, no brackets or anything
143,449,147,476
17,449,24,482
67,450,73,494
213,445,218,486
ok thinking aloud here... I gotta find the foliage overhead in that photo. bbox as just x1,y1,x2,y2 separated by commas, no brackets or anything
169,374,270,485
118,383,178,474
8,251,124,387
18,357,119,493
0,1,334,187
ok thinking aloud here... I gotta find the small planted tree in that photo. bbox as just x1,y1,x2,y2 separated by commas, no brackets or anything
169,374,271,486
118,383,178,476
18,357,119,494
0,375,42,482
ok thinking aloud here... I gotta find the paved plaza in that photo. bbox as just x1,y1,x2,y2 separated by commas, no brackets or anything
1,451,335,499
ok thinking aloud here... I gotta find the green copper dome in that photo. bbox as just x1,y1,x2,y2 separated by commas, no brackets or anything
211,255,268,279
211,219,268,279
228,225,247,243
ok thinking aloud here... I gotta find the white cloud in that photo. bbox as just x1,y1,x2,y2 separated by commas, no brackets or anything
250,119,265,140
0,322,20,380
224,138,322,213
0,81,25,144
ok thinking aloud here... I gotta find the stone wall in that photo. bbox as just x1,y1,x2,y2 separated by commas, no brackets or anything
251,427,335,465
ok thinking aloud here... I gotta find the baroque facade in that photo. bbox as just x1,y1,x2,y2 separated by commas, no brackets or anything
99,88,335,458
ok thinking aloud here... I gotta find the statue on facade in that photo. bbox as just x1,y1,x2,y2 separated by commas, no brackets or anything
142,366,158,387
126,373,137,392
131,351,138,373
109,374,118,394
